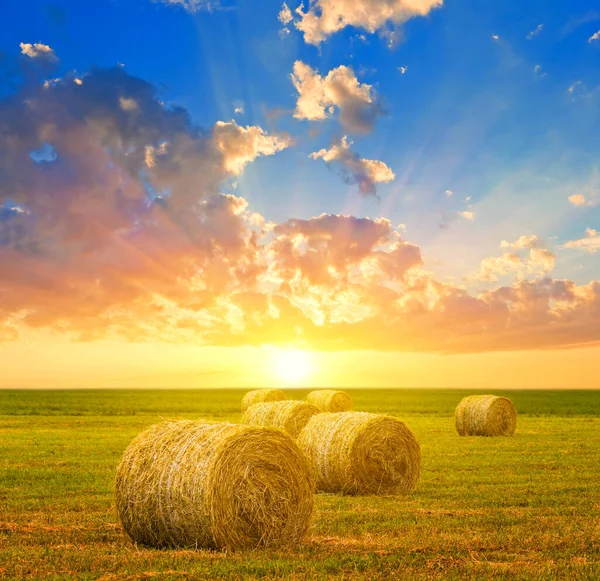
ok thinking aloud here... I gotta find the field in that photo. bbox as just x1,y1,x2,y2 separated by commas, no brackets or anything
1,389,599,580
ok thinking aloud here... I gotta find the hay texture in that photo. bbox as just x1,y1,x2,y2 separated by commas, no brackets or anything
455,395,517,437
306,390,353,412
243,401,321,438
115,420,314,550
298,412,420,495
241,388,286,413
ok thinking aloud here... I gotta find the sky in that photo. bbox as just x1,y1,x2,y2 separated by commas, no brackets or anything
0,0,599,389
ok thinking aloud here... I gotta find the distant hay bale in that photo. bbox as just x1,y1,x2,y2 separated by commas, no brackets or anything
306,390,353,412
455,395,517,437
297,412,420,495
243,401,321,438
241,388,286,413
115,420,314,550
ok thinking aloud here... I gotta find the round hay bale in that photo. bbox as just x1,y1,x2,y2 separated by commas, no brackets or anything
455,395,517,437
115,420,314,550
241,388,286,413
306,390,352,412
297,412,420,495
243,401,321,438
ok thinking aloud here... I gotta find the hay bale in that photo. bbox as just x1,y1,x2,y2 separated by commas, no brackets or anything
115,420,314,550
306,390,352,412
297,412,420,495
241,388,286,413
455,395,517,437
243,401,321,438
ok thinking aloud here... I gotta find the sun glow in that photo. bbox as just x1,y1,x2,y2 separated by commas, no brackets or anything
271,349,315,385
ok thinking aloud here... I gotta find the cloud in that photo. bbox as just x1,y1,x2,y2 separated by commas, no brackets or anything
492,34,499,41
291,61,383,134
445,189,453,197
0,64,289,337
568,81,583,94
211,120,290,174
562,228,600,253
294,0,443,46
566,80,600,102
588,30,600,42
478,236,556,282
278,2,293,25
152,0,224,12
568,191,599,207
398,66,408,75
310,136,395,196
500,234,544,250
234,106,244,115
534,64,547,80
379,28,402,50
458,211,475,221
119,96,139,111
527,24,543,39
1,58,599,354
19,42,58,63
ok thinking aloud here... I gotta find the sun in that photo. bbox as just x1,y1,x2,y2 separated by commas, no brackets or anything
271,349,314,385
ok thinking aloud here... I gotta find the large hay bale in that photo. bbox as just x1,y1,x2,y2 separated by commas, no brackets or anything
243,401,321,439
241,388,286,413
306,389,352,412
455,395,517,436
297,412,420,495
115,420,314,550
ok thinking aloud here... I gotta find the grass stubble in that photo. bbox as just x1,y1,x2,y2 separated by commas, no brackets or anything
0,389,599,580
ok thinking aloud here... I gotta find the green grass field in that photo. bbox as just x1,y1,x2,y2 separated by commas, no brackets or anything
1,389,599,580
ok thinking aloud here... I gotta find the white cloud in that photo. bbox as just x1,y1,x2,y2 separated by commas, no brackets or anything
19,42,58,63
534,64,547,80
492,34,499,41
380,28,401,50
211,120,291,174
291,61,382,134
568,191,599,207
152,0,222,12
562,228,600,253
278,2,293,25
500,234,544,250
310,136,395,196
294,0,443,46
445,189,453,197
43,78,62,89
527,24,544,39
478,235,555,281
398,66,408,75
568,80,583,95
588,30,600,43
458,211,474,221
119,97,139,112
234,106,244,115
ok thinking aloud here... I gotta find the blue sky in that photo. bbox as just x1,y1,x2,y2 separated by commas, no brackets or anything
7,0,595,286
3,2,599,233
1,0,600,368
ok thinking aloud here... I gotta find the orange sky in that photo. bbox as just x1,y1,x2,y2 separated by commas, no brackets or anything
1,338,598,389
2,19,600,389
